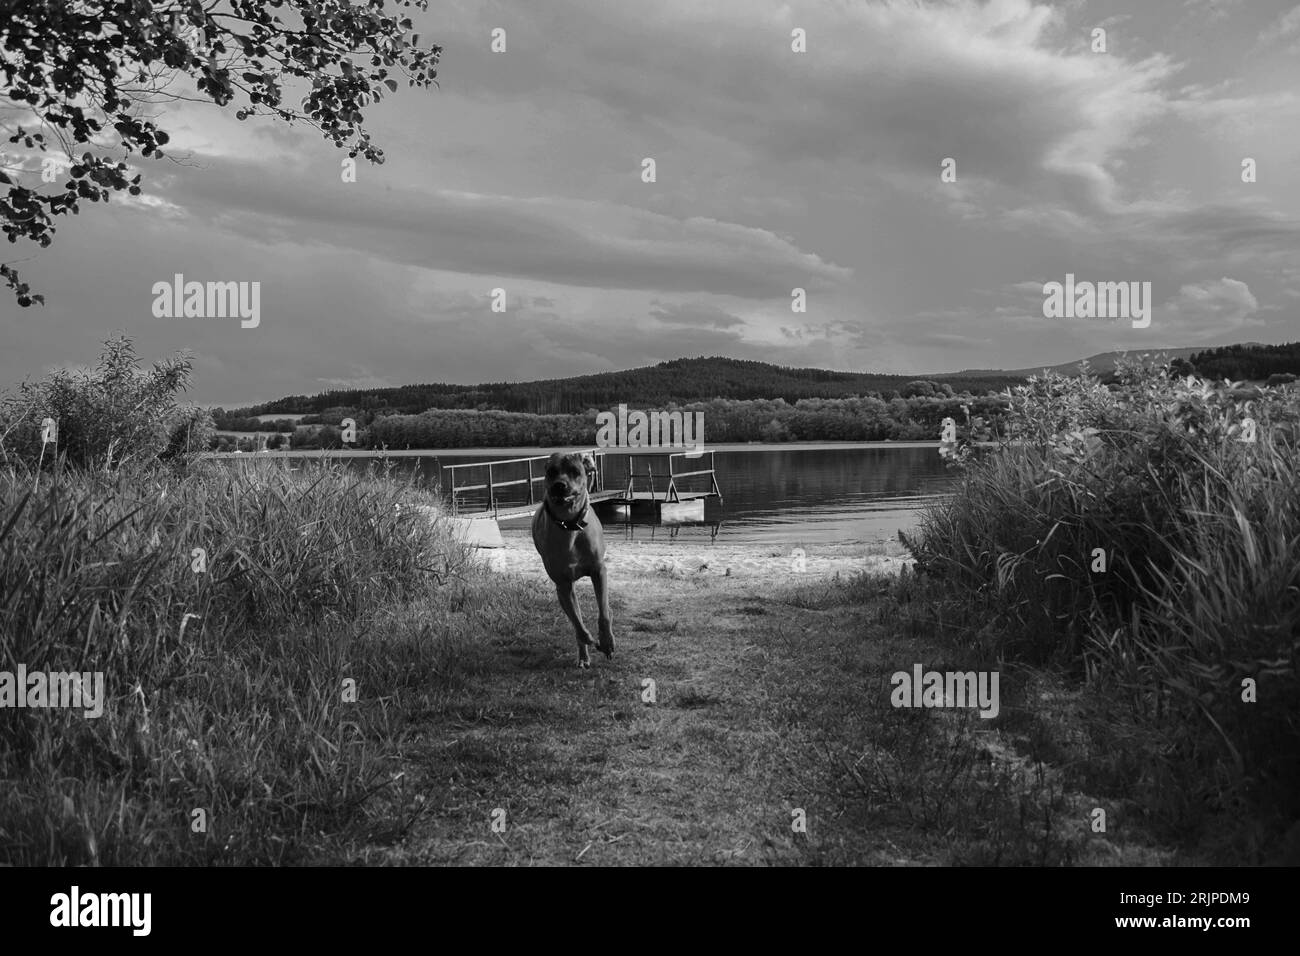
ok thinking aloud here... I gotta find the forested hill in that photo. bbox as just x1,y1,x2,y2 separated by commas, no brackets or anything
1169,341,1300,382
242,357,1027,417
938,342,1300,382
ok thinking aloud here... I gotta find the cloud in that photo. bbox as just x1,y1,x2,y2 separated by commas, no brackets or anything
1184,0,1246,21
648,301,745,329
1162,277,1261,338
1259,4,1300,39
151,159,851,299
315,372,394,391
470,0,1179,219
1254,4,1300,53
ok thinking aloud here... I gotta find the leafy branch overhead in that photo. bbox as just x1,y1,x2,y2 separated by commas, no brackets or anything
0,0,441,305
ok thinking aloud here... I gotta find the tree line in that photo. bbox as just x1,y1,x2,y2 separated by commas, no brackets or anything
239,357,1025,418
295,394,1009,450
1169,342,1300,383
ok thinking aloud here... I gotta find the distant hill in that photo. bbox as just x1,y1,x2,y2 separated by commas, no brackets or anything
235,357,1027,418
227,343,1300,421
943,342,1298,381
942,347,1204,379
1168,341,1300,382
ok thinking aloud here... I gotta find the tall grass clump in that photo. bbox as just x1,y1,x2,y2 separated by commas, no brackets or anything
0,337,476,864
906,357,1300,861
0,333,214,471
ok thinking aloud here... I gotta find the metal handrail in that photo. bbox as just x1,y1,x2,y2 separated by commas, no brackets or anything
441,447,721,515
444,448,604,517
443,454,556,471
667,450,722,504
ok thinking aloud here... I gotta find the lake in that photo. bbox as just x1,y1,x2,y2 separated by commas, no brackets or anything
303,443,959,546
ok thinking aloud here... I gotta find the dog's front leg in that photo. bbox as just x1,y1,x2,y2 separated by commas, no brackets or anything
555,579,595,668
591,566,615,660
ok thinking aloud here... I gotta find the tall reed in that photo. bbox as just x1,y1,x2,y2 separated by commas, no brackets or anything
0,458,471,864
908,360,1300,859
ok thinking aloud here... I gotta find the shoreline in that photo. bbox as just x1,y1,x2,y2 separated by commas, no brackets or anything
201,440,967,459
472,536,916,581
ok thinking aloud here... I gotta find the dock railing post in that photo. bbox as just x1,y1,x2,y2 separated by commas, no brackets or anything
527,458,534,504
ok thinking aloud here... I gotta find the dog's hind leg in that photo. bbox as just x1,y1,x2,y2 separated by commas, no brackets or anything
591,567,615,660
555,580,595,668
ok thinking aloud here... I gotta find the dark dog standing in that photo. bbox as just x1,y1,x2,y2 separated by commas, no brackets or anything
531,452,615,668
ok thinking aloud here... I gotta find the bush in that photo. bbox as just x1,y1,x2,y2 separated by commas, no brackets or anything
908,358,1300,859
0,334,212,470
0,334,478,864
0,459,468,864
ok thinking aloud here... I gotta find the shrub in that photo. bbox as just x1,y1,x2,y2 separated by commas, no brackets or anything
908,357,1300,859
0,459,468,864
0,334,212,470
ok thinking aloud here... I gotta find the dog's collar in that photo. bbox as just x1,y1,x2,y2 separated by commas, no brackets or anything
544,499,589,531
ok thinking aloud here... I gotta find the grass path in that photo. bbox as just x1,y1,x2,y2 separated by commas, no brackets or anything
321,561,1175,866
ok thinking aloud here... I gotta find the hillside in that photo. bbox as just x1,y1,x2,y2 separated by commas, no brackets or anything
228,343,1300,422
237,357,1027,418
946,342,1300,380
942,347,1204,378
1169,341,1300,381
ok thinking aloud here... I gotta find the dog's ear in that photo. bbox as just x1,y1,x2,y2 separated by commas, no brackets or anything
546,452,565,470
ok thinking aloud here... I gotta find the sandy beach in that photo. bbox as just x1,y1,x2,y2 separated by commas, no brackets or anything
470,532,915,581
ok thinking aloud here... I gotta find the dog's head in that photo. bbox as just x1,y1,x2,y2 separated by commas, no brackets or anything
544,451,591,521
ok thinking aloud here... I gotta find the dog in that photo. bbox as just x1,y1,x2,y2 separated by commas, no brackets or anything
531,451,615,668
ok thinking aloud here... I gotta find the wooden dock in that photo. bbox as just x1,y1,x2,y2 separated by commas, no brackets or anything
443,449,722,526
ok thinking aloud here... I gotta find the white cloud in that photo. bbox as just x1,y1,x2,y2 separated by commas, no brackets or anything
1162,277,1261,338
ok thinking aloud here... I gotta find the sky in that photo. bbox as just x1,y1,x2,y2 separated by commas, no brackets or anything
1,0,1298,406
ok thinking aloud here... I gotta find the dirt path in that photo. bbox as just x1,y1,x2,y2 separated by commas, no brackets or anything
332,549,1153,866
326,559,916,865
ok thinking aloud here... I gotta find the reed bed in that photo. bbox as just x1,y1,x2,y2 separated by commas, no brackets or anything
0,458,475,864
906,360,1300,860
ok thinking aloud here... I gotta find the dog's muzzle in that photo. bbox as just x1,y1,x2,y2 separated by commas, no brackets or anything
544,483,589,530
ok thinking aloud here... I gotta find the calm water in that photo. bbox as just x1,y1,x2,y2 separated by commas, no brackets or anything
313,444,958,546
